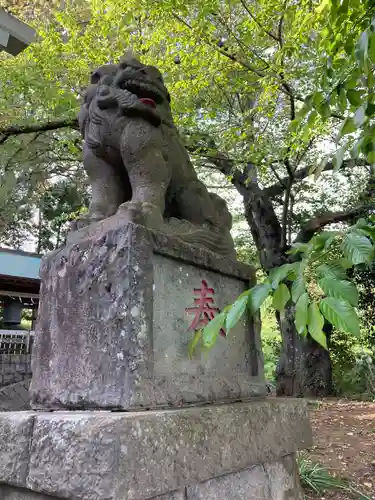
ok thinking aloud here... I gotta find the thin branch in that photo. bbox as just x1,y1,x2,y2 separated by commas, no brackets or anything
278,8,285,45
281,179,293,248
205,185,235,189
216,11,271,70
295,138,315,167
239,0,279,42
295,204,375,243
171,12,266,78
0,118,79,144
264,159,368,198
3,132,43,173
288,193,295,245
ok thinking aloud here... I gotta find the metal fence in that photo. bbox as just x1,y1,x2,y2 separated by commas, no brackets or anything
0,330,33,355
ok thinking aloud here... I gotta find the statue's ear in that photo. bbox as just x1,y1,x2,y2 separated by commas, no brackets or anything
119,49,134,68
90,70,101,84
119,49,143,68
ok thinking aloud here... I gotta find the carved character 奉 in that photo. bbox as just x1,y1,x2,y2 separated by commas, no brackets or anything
77,54,236,257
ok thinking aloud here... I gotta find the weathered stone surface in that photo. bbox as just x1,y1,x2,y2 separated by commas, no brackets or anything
30,223,264,411
186,455,303,500
265,454,304,499
0,485,184,500
0,485,56,500
23,400,311,500
187,466,269,500
0,354,31,387
0,412,34,488
0,379,31,411
151,254,263,402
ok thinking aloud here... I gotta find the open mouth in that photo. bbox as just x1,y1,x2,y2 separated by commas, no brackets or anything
119,79,164,105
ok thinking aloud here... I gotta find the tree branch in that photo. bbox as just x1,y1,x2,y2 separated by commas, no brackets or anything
172,12,267,79
0,118,79,145
281,177,293,248
295,205,375,243
239,0,279,42
264,159,368,198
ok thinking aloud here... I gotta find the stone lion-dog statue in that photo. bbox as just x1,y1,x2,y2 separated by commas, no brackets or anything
76,53,236,258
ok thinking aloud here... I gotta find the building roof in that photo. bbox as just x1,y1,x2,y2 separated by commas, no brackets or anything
0,8,36,56
0,247,41,281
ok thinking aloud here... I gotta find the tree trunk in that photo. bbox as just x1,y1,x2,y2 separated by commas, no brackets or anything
237,166,333,397
276,307,333,397
275,306,305,396
301,323,333,397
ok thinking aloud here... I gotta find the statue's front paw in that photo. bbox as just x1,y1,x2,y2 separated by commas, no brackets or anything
117,201,163,230
117,201,145,224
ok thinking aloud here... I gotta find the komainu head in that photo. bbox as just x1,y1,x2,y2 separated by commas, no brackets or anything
79,54,173,134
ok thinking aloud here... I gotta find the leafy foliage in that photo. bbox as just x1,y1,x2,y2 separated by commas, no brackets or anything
293,0,375,169
190,220,375,354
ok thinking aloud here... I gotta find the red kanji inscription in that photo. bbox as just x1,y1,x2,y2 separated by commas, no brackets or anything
185,280,226,336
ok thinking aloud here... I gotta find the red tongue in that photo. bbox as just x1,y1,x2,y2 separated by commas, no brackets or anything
139,97,156,108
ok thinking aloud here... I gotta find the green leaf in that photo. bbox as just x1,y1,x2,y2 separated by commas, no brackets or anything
291,273,306,303
365,102,375,117
312,231,339,251
188,329,202,358
338,117,356,138
286,242,310,255
307,110,318,126
289,119,300,133
369,32,375,64
338,0,349,14
272,283,290,312
367,150,375,164
317,101,330,119
295,293,309,335
355,225,375,242
248,283,271,315
202,311,226,348
333,146,345,170
341,232,373,265
308,303,327,349
337,86,347,113
226,292,249,332
351,139,362,159
319,278,359,307
312,157,328,180
312,91,325,109
346,89,364,107
316,0,329,14
268,263,298,289
337,257,354,270
320,297,360,336
355,30,369,67
353,106,366,127
316,263,347,280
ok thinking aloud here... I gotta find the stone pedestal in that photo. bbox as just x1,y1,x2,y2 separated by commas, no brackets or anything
30,222,265,410
0,399,312,500
7,220,314,499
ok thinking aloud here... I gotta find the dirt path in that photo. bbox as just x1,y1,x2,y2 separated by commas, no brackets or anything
307,400,375,499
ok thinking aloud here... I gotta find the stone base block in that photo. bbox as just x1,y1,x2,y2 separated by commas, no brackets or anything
0,456,302,499
31,222,265,411
0,399,312,500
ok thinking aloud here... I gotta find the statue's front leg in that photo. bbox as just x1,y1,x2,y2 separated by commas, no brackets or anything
83,147,125,224
119,119,171,230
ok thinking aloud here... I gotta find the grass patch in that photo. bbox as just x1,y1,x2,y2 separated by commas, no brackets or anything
298,453,372,499
298,453,349,494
